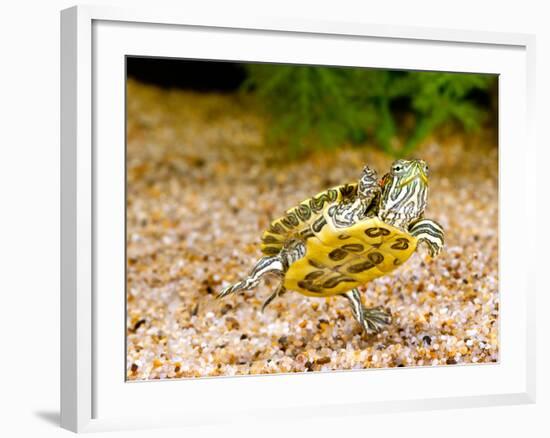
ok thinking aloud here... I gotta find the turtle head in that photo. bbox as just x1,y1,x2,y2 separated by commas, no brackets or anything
379,159,429,228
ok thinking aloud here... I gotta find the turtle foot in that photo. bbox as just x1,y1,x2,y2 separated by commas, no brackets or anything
217,282,243,299
361,306,392,334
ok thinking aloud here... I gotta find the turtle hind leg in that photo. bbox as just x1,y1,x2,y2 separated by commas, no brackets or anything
261,284,286,313
217,256,284,299
342,289,392,334
218,241,304,310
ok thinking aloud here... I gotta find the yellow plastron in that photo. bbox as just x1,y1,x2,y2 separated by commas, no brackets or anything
284,217,418,297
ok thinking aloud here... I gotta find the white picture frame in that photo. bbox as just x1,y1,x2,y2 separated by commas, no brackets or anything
60,4,536,433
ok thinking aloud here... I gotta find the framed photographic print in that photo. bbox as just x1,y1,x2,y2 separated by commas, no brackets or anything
61,4,536,433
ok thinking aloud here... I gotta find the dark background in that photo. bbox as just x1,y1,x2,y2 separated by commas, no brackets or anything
126,56,492,107
127,57,247,92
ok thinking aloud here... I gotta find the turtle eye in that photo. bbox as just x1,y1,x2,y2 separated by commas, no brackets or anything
392,164,404,173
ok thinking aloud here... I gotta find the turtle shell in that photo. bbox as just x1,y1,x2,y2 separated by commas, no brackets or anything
260,183,359,256
283,216,418,297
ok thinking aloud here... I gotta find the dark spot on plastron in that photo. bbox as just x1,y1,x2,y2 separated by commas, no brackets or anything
341,243,364,252
328,248,348,261
322,275,355,289
347,261,374,273
365,227,391,238
308,259,324,269
368,252,384,264
391,237,409,250
297,280,322,293
305,270,324,280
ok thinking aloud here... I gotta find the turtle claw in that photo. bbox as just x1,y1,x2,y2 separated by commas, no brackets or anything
430,244,443,258
217,284,237,299
361,306,392,334
218,276,261,299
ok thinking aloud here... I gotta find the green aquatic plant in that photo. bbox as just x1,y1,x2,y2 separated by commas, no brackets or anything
242,64,495,158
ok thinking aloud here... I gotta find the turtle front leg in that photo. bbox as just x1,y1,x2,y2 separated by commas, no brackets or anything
408,218,445,257
342,289,392,334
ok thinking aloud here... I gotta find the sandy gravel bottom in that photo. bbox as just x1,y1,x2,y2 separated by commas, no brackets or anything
125,79,499,380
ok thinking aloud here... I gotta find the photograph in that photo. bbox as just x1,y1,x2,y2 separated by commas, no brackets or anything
125,57,499,380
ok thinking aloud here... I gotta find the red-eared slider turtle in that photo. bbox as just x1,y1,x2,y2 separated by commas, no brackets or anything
218,159,444,334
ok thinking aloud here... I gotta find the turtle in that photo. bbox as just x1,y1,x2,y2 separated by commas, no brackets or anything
218,159,444,334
